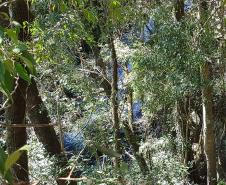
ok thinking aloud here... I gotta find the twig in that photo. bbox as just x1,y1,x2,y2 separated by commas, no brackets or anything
0,0,16,8
58,145,87,181
78,68,111,84
0,99,11,111
0,123,59,127
58,177,87,182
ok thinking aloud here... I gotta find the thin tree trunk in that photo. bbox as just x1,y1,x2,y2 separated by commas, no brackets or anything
91,46,112,97
0,92,4,122
109,37,122,168
123,87,150,176
200,1,217,184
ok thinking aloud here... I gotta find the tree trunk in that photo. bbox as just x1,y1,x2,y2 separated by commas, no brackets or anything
0,92,4,122
201,62,216,185
6,79,29,183
218,0,226,180
200,1,217,184
4,0,32,182
175,0,184,21
109,37,122,168
91,46,111,97
123,87,150,176
26,79,62,155
26,79,77,185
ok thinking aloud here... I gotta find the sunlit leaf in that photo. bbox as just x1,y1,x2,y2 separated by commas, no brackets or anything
6,29,18,43
4,60,15,74
4,145,30,174
11,21,22,28
83,9,97,24
0,26,4,44
12,43,28,54
15,63,30,82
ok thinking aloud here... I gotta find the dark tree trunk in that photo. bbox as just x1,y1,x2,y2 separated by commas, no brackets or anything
175,0,185,21
6,79,29,183
26,79,77,185
4,0,32,183
26,79,62,155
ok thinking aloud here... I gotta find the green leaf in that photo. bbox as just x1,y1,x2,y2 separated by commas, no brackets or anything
59,1,67,12
12,43,28,54
12,47,20,54
0,147,7,175
11,21,22,28
0,26,4,44
0,61,5,83
4,170,13,184
4,71,14,93
4,145,29,174
4,60,15,74
0,70,14,97
15,63,30,82
6,29,18,43
0,147,13,184
83,9,97,24
109,0,121,8
20,51,36,75
95,144,121,158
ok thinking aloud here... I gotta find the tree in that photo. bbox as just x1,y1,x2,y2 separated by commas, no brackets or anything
4,0,33,183
109,36,123,169
199,1,217,184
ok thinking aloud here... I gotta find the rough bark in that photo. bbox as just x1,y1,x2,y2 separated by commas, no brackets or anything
177,98,193,166
175,0,184,22
200,1,217,184
26,79,62,155
109,37,122,168
4,0,32,182
217,1,226,181
6,79,29,183
91,46,112,97
0,92,4,122
201,62,216,185
26,79,78,185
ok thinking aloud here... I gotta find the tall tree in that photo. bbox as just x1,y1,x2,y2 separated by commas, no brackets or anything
200,1,217,184
4,0,32,183
109,36,122,169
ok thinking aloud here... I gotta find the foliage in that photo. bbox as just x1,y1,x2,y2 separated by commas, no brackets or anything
131,3,216,113
0,23,36,97
0,145,29,184
1,0,225,184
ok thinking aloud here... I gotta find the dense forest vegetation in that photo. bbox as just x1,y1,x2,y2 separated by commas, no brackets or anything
0,0,226,184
